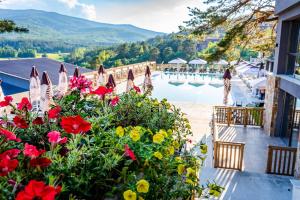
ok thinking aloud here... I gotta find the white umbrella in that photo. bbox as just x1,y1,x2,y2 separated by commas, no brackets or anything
215,59,228,65
97,65,106,86
29,66,41,112
40,72,53,114
143,66,152,92
168,58,187,64
189,59,207,65
57,64,68,96
126,69,135,92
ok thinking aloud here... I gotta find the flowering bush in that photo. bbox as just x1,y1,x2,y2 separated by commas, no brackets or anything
0,77,222,199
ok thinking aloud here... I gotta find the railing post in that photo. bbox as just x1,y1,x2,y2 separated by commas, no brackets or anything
266,146,273,173
260,109,264,128
214,142,218,168
227,107,231,126
244,108,248,127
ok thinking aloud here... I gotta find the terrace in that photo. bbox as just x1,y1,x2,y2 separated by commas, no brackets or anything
2,59,298,199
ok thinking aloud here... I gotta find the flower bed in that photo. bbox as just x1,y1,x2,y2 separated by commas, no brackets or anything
0,75,222,199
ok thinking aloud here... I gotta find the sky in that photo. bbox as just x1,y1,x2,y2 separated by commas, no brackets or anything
0,0,205,33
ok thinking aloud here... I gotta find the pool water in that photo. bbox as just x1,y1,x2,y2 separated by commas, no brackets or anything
1,82,27,95
151,72,232,105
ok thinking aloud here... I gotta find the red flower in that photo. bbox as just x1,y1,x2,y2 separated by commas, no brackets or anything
60,115,91,134
0,155,18,176
90,86,113,96
124,144,136,161
30,157,52,168
23,143,45,159
32,117,44,125
0,96,13,107
16,180,61,200
17,97,32,111
48,106,61,119
133,85,141,93
13,116,28,129
47,131,67,145
110,96,120,106
0,127,21,142
0,149,21,159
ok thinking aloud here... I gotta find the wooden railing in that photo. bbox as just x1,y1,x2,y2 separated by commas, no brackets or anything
293,110,300,129
214,141,245,171
214,106,264,127
266,145,297,176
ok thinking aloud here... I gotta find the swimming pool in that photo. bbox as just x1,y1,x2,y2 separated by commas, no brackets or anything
151,72,232,105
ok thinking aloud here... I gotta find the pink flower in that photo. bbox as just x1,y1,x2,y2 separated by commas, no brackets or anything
110,96,120,106
47,131,67,145
23,143,45,159
124,144,136,161
69,75,92,93
17,97,32,111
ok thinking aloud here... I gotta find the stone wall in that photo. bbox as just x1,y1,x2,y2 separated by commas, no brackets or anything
264,74,280,136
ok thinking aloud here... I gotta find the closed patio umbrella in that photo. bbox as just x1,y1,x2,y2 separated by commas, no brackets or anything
57,64,68,96
98,65,106,86
143,66,153,92
106,74,116,89
29,66,41,111
126,69,135,92
73,67,80,78
40,72,53,114
223,69,232,105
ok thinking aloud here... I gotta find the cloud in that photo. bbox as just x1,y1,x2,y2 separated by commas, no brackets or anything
57,0,97,20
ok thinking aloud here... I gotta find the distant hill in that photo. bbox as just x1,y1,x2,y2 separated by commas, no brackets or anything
0,9,164,46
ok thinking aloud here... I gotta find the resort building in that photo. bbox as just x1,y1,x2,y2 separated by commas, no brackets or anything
0,58,92,95
264,0,300,177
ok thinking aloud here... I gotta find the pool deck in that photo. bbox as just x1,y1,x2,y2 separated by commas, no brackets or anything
172,102,294,200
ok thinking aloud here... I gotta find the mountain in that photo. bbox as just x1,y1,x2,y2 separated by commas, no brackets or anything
0,9,164,46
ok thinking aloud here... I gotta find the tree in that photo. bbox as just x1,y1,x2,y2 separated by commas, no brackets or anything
149,47,160,62
0,20,28,33
18,49,37,58
162,47,174,62
183,0,276,61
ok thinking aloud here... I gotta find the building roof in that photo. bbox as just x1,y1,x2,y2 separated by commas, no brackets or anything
0,58,93,85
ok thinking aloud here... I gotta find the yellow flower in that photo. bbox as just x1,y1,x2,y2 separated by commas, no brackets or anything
172,140,180,149
186,178,195,185
116,126,125,137
167,129,173,136
186,168,196,177
136,179,150,193
153,151,163,160
137,102,142,107
123,190,137,200
158,129,168,137
175,156,182,162
167,146,175,156
153,133,164,144
138,197,144,200
177,164,185,175
130,128,140,142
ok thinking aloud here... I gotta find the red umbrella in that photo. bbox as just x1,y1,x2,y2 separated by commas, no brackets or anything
97,65,106,86
223,69,232,105
143,66,152,92
57,64,68,96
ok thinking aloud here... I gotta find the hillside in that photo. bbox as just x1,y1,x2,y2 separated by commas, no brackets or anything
0,9,164,46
